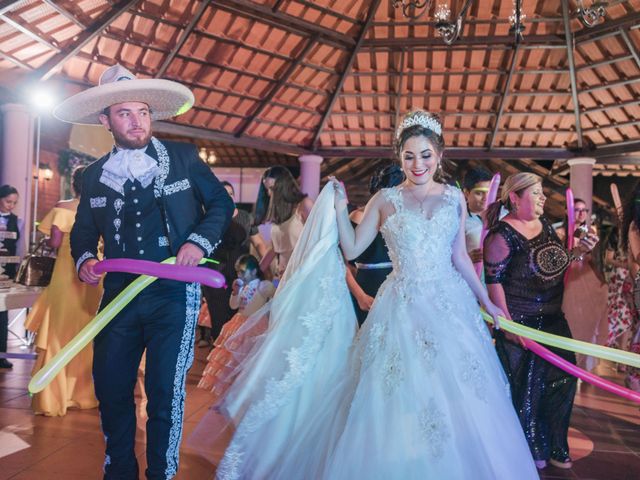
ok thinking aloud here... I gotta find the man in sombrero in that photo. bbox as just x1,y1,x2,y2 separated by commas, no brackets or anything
55,64,234,479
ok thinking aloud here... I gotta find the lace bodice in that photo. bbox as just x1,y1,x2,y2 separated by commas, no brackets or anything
380,185,462,294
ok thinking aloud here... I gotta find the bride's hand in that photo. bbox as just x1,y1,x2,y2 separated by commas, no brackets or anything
483,301,505,331
329,176,348,211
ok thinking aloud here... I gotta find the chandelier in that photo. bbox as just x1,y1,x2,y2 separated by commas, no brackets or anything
575,0,608,28
508,0,526,43
394,1,527,44
433,1,472,45
392,0,432,19
198,148,217,166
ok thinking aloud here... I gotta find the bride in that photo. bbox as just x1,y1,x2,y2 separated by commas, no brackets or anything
213,110,538,479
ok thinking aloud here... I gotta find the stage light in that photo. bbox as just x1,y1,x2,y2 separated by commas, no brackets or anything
26,85,57,114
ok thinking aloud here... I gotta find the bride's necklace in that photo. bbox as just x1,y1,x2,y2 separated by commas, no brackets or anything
406,185,433,215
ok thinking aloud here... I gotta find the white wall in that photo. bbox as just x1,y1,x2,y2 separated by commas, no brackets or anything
211,167,265,205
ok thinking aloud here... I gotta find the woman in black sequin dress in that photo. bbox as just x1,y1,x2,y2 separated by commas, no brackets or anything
483,172,599,471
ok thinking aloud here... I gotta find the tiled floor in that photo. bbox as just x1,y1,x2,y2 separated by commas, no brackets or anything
0,342,639,479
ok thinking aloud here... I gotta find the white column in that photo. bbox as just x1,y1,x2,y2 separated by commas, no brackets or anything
1,103,35,255
567,157,596,216
298,154,323,200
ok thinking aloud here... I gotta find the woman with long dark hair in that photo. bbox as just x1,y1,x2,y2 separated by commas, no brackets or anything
255,166,313,277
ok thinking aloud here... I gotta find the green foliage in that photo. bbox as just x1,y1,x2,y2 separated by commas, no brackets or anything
57,149,97,199
57,149,97,176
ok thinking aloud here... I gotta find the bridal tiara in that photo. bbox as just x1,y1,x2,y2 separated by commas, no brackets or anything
396,111,443,138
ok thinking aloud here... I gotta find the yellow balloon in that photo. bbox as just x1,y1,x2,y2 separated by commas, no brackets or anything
29,257,183,394
480,311,640,368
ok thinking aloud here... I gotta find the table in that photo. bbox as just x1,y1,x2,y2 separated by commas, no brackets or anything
0,283,42,311
0,283,42,358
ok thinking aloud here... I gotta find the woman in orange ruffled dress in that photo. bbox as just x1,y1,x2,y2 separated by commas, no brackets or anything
198,254,275,399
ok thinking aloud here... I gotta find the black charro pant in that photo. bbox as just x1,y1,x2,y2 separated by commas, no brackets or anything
93,279,200,480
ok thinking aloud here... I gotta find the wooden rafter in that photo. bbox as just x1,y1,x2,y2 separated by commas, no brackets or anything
596,156,640,165
393,49,406,133
42,0,85,28
234,36,318,137
155,121,309,156
310,0,383,149
362,34,565,49
584,99,640,115
0,0,19,16
488,44,520,149
0,0,638,160
214,0,354,49
0,12,60,51
594,140,640,157
155,0,211,78
576,53,634,71
618,28,640,69
156,121,580,161
575,11,640,42
272,0,286,12
32,0,140,81
512,158,610,210
579,75,640,95
561,0,583,150
583,119,640,133
0,49,30,69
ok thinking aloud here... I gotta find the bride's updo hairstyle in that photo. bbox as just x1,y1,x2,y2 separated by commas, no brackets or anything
394,110,448,183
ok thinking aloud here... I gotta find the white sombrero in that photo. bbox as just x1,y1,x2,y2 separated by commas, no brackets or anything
54,64,195,125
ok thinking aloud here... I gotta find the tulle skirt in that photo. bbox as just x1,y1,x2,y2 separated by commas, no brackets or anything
321,272,539,480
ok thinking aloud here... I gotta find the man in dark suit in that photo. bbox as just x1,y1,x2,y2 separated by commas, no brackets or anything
56,64,234,479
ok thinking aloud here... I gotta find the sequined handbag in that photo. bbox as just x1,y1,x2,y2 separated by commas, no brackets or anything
16,239,56,287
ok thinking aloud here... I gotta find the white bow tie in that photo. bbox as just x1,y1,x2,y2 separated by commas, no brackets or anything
101,147,160,193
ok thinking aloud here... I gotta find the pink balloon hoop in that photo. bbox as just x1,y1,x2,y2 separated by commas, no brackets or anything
94,259,226,288
523,338,640,404
566,188,576,251
564,188,576,284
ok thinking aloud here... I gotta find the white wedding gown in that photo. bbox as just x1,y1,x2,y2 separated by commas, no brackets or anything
215,184,538,480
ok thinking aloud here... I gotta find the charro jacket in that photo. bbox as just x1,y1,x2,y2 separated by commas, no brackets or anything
70,137,234,290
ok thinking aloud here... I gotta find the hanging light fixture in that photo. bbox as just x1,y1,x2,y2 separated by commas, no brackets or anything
575,0,607,28
39,163,54,181
434,0,473,45
508,0,526,43
198,147,217,166
392,0,433,19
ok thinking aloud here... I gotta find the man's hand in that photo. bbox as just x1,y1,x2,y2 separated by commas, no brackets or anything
176,243,204,266
79,258,101,285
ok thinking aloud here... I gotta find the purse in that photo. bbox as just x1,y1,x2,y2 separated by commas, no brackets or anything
16,239,56,287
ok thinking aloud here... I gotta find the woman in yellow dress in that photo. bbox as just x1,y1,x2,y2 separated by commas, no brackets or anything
25,166,103,416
